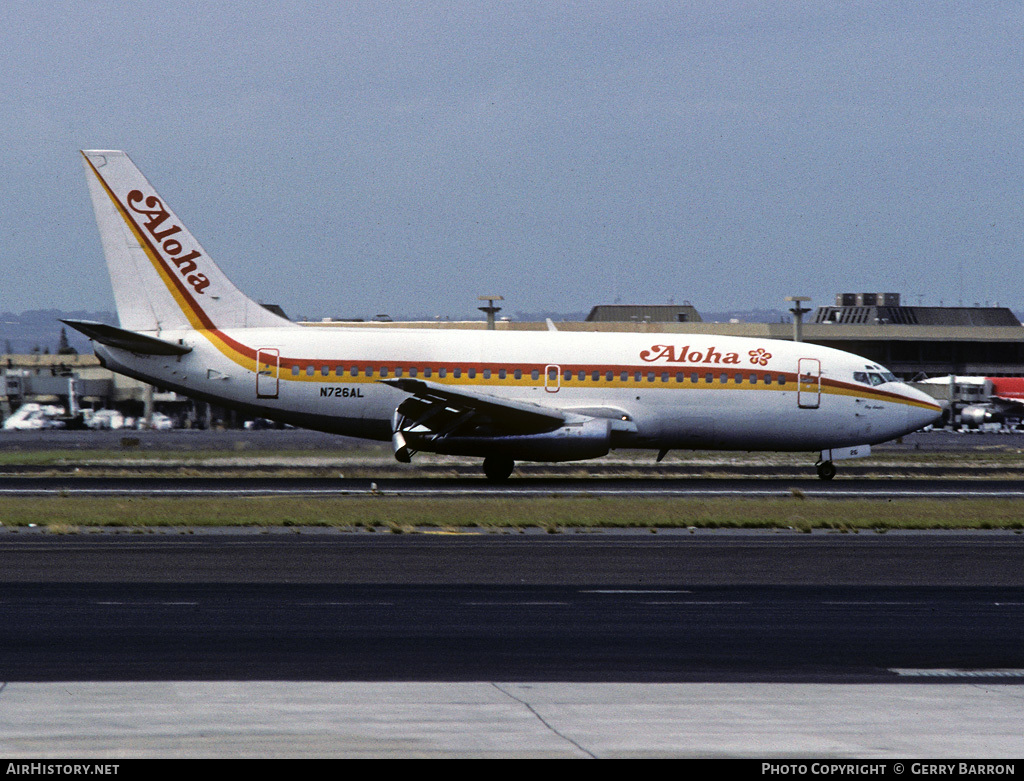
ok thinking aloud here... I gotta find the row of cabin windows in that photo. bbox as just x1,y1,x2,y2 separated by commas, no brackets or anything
289,364,789,386
291,365,525,380
554,369,787,385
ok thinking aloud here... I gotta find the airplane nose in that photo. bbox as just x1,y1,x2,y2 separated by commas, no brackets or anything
899,384,943,432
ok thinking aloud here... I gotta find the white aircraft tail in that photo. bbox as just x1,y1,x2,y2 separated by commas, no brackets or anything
81,150,295,333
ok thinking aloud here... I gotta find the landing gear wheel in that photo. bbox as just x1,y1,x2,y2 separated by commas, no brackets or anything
816,461,837,481
483,455,515,482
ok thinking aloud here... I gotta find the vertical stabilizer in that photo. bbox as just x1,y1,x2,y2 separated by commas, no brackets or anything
81,150,295,332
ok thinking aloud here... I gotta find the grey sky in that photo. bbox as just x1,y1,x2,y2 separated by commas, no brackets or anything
1,1,1021,321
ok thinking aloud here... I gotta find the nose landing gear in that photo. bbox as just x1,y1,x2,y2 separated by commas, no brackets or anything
815,460,837,481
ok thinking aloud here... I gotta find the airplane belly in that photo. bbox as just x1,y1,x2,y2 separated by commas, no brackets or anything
636,388,876,451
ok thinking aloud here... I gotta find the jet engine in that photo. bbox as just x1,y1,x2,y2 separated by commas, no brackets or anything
959,404,1001,429
397,417,613,462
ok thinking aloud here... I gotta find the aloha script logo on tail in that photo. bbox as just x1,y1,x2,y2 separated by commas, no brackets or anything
126,190,210,295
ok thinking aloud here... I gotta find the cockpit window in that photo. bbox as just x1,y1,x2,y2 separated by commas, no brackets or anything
860,365,898,384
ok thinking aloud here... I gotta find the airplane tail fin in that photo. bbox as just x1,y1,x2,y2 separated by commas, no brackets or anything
81,150,295,333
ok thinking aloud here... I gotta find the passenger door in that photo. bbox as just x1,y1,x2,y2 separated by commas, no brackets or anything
256,348,280,399
797,358,821,409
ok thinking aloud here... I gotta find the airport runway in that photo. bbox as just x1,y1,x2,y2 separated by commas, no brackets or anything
2,573,1024,684
2,533,1023,685
3,429,1024,756
3,532,1024,586
2,534,1024,757
3,474,1024,498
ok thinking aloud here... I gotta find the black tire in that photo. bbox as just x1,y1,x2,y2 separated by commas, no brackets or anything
483,455,515,481
816,461,837,481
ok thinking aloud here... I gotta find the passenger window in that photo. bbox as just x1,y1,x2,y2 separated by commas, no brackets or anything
532,370,540,381
661,372,669,382
423,368,432,378
438,368,446,378
350,367,358,377
409,368,417,378
365,367,373,377
514,369,522,380
291,365,299,376
380,367,389,377
647,372,656,382
705,373,713,383
306,366,314,377
453,368,461,379
592,370,600,381
468,369,476,379
606,371,614,381
734,373,742,384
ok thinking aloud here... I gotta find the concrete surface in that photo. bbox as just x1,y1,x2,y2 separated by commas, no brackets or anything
2,682,1023,758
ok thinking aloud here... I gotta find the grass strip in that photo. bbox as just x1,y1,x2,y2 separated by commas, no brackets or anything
2,496,1024,532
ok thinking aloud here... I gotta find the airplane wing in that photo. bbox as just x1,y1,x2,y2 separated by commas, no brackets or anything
382,378,567,436
381,377,638,463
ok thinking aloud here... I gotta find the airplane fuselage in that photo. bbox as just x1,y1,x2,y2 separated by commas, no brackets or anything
94,325,940,454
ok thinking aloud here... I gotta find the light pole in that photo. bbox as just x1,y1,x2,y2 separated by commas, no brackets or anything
785,296,811,342
478,296,504,330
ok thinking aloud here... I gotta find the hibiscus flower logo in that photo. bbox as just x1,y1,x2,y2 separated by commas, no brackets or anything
749,348,771,366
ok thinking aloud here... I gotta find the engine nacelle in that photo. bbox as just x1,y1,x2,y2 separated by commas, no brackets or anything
960,404,1000,429
417,417,612,462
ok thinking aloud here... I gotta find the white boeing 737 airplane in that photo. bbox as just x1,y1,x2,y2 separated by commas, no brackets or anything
67,150,941,480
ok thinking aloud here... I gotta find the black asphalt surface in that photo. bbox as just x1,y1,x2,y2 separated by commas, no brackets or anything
1,533,1023,683
2,428,1023,684
2,580,1023,683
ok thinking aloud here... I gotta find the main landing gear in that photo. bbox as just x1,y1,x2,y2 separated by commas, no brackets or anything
815,460,837,481
483,455,515,482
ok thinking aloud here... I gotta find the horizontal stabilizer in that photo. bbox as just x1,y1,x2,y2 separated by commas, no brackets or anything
61,320,192,356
